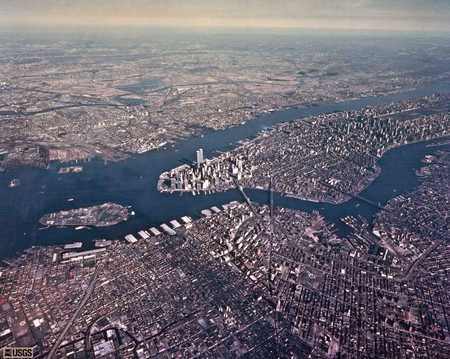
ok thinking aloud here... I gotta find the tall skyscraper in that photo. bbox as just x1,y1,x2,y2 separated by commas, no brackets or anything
196,148,204,166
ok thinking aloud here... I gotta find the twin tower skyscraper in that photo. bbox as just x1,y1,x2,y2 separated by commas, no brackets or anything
196,148,204,166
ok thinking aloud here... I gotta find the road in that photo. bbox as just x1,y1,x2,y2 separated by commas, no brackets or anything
403,241,442,282
234,180,260,218
47,268,98,359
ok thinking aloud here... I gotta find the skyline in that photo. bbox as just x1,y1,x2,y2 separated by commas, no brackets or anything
1,2,450,358
1,1,450,32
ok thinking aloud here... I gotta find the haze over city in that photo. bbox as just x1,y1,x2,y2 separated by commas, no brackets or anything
1,0,450,31
1,1,450,358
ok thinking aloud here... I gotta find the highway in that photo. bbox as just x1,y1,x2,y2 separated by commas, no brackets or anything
47,268,98,359
403,241,442,282
234,179,260,218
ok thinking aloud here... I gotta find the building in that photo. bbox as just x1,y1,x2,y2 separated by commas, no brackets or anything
196,148,204,166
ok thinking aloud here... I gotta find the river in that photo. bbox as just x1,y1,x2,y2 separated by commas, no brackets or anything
1,81,450,260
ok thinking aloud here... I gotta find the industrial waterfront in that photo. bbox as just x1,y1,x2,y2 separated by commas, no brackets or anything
1,81,450,260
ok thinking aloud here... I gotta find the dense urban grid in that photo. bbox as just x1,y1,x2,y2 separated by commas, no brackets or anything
1,148,450,357
1,32,450,170
1,28,450,359
159,94,450,203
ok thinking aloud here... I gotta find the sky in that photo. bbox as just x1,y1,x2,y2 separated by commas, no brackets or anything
1,0,450,32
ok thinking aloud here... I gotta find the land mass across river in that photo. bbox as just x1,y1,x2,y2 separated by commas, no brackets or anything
2,148,450,358
3,32,450,170
159,94,450,204
39,203,129,228
1,84,450,260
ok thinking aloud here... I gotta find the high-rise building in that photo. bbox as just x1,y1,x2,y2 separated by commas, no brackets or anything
196,148,204,166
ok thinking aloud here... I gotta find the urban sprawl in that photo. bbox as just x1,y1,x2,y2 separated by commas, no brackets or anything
1,94,450,358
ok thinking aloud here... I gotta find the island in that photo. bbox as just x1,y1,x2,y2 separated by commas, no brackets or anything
158,94,450,204
58,166,83,174
39,203,129,228
8,178,21,188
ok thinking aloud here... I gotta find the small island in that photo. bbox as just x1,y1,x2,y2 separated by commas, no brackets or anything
8,178,21,188
39,203,129,228
58,166,83,174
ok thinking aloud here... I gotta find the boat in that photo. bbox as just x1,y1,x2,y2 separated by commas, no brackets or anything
75,226,89,230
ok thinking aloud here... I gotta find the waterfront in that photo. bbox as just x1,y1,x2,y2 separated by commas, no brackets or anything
1,82,450,260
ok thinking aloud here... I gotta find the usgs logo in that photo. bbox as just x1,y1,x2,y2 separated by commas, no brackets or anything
2,347,33,359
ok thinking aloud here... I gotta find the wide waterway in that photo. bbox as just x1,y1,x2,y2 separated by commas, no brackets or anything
1,81,450,260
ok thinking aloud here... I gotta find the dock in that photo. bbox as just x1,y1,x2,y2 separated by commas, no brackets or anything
61,248,106,261
125,234,138,244
138,230,150,239
201,209,213,217
149,227,162,236
211,206,221,213
95,239,112,248
170,220,182,229
222,201,240,210
160,223,176,236
64,242,83,250
120,201,242,244
181,216,192,224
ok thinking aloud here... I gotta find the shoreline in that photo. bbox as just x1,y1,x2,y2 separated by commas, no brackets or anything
1,84,450,260
2,80,450,173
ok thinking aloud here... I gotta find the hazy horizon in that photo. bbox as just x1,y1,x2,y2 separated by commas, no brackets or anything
1,0,450,33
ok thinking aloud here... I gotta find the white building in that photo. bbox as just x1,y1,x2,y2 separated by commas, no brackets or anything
196,148,204,165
